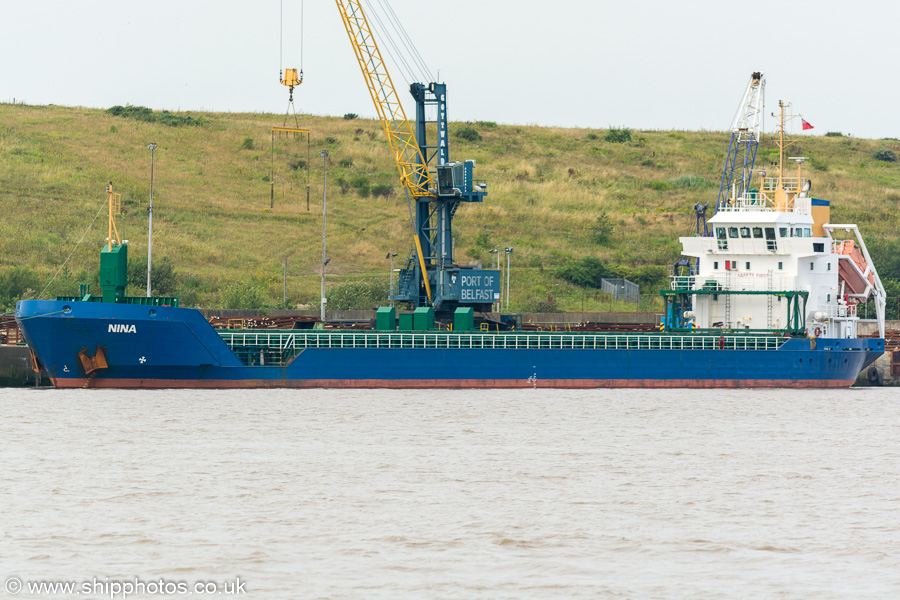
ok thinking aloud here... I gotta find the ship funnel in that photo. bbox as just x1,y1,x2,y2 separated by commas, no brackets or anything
811,197,830,237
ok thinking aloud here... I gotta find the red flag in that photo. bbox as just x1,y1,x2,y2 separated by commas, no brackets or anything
802,118,814,130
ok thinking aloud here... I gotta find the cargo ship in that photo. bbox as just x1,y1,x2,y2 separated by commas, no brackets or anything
14,123,887,389
12,67,888,388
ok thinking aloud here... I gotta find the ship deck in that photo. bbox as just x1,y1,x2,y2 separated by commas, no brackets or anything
218,330,788,367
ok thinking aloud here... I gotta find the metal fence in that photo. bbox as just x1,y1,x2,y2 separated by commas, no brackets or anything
600,278,640,302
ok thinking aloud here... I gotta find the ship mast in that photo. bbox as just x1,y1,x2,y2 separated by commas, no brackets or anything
772,101,799,211
100,182,128,303
106,182,122,249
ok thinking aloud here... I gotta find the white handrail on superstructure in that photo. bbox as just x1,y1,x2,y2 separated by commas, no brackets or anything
824,223,886,338
670,275,795,292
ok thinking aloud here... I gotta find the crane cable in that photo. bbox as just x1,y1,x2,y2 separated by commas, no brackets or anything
377,0,431,82
362,0,430,87
362,0,416,87
280,1,303,76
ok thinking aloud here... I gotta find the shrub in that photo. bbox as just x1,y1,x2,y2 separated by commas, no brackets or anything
220,281,268,309
0,266,40,311
456,126,482,142
555,256,610,289
106,105,204,127
127,255,178,296
156,111,203,127
605,127,631,143
289,158,306,171
350,175,370,197
241,137,254,150
337,158,353,168
873,149,897,162
586,133,599,140
475,121,497,128
618,264,667,288
648,180,672,192
520,296,559,313
343,113,358,120
824,131,844,137
326,280,387,310
370,184,394,198
809,157,828,172
325,136,338,144
590,212,615,244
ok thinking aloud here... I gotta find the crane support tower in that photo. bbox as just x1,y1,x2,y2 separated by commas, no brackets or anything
714,72,765,215
335,0,496,312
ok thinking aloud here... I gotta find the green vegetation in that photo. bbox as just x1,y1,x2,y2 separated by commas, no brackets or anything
0,266,40,312
456,126,481,142
873,149,897,163
0,103,898,312
326,280,387,310
589,212,615,245
605,127,632,143
107,105,205,127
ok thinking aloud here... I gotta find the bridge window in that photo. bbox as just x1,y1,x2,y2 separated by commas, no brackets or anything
716,227,728,250
813,243,825,252
752,227,763,238
740,227,751,238
728,227,739,238
764,227,777,251
779,227,788,237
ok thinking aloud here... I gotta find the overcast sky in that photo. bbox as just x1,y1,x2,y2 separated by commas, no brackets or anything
2,0,897,139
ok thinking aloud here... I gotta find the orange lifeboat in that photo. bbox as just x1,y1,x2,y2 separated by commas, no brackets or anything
835,240,875,295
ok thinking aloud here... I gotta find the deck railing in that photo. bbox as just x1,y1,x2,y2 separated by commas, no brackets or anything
669,275,795,292
218,331,788,366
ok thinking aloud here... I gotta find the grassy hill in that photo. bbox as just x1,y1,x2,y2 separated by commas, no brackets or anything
1,103,899,313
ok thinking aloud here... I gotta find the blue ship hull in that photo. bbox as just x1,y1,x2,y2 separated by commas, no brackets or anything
16,300,884,389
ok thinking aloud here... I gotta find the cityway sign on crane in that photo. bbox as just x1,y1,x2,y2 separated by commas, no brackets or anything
335,0,499,312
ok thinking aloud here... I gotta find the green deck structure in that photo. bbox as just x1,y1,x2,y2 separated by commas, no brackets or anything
376,306,396,331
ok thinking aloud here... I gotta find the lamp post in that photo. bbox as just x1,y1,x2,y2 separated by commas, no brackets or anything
488,249,499,312
488,248,498,270
146,142,157,297
319,150,329,321
505,247,513,310
386,252,398,306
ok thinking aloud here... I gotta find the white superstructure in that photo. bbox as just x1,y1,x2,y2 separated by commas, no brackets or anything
674,102,886,339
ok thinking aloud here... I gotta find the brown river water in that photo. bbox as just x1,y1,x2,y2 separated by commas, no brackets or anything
2,388,899,599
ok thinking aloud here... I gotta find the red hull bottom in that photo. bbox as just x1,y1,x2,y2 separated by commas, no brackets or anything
52,378,857,390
